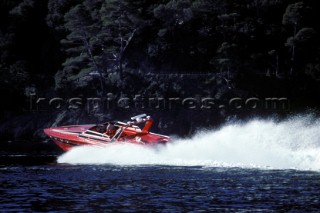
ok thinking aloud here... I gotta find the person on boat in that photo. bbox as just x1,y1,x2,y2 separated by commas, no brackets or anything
95,124,106,133
105,123,117,137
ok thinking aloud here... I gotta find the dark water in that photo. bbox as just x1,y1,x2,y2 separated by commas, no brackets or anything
1,155,320,212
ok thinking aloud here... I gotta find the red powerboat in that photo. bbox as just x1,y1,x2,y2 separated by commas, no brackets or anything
44,114,170,152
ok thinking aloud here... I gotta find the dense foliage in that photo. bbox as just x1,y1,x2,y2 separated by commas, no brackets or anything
0,0,320,142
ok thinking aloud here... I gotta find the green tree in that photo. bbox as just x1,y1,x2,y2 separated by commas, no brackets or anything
46,0,80,32
0,0,35,89
282,2,312,75
285,27,316,73
9,0,34,17
211,42,239,83
57,1,105,94
56,0,146,93
100,0,144,78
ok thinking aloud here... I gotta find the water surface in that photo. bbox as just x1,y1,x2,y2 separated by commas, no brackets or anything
1,154,320,212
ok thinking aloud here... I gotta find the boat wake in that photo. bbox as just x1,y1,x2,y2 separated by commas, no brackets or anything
57,114,320,171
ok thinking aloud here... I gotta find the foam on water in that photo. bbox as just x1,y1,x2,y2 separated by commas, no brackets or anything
57,114,320,171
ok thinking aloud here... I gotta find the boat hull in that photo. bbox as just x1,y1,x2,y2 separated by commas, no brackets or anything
44,124,170,152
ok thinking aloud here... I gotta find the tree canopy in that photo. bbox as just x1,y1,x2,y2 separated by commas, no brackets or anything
0,0,320,111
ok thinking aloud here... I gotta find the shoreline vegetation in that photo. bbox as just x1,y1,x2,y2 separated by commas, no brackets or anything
1,0,320,151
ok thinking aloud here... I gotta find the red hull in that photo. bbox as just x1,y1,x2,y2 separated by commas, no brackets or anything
44,114,170,152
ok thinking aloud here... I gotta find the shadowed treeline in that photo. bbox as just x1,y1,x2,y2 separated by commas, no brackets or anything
0,0,320,147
